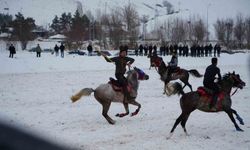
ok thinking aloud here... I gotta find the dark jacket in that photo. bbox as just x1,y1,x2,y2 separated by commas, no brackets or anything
59,45,65,52
87,45,93,52
203,64,221,85
168,55,178,67
9,46,16,54
105,56,134,74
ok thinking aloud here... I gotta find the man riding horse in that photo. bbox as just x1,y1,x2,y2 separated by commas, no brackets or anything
167,51,178,80
102,45,135,102
203,57,222,108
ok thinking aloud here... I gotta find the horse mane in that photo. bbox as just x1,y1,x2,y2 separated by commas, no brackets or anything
158,59,168,75
222,73,231,80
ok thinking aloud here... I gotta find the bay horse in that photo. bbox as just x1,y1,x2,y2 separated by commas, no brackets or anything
71,67,149,125
152,57,203,94
166,72,246,138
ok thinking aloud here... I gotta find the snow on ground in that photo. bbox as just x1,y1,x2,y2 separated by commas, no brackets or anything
0,50,250,150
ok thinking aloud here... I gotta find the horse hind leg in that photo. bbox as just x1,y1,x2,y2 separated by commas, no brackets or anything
181,113,191,136
167,113,184,139
102,102,115,125
116,102,129,117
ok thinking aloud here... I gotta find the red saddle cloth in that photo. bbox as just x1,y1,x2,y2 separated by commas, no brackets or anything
108,78,132,92
197,87,225,110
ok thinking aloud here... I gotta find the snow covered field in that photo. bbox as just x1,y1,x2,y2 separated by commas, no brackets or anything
0,50,250,150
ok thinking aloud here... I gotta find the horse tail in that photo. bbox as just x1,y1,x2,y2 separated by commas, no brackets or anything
166,82,185,96
188,69,203,78
71,88,95,103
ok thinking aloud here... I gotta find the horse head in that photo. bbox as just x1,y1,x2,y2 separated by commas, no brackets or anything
151,56,163,68
229,71,246,89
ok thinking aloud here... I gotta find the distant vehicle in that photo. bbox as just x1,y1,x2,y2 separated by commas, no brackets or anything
28,48,53,53
28,47,37,52
114,50,135,56
43,49,53,53
68,50,86,56
92,50,112,56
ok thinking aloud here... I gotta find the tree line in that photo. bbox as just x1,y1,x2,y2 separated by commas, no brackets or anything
1,3,250,50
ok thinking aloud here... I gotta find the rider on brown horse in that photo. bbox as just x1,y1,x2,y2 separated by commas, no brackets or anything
103,45,135,102
167,51,178,80
203,57,222,108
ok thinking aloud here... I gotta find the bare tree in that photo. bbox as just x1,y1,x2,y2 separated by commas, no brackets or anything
234,14,245,49
192,18,206,44
123,3,140,46
170,18,187,44
109,8,124,49
214,19,226,44
245,16,250,49
224,18,234,49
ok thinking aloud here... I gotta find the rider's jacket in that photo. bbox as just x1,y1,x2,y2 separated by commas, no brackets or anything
105,56,134,74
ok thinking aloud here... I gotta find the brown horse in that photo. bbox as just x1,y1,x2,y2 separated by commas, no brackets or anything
153,57,203,94
71,67,149,125
166,72,246,138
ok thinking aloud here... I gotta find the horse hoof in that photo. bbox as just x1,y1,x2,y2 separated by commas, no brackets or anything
236,128,244,132
108,120,116,125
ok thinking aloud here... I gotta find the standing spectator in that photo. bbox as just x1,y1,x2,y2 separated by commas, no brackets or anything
139,44,143,56
36,44,42,57
8,44,16,58
144,44,148,56
153,44,157,56
60,43,65,58
54,44,59,56
160,44,165,56
217,44,221,57
213,44,217,57
205,44,209,57
134,43,138,56
148,44,153,57
208,43,213,57
87,43,93,56
165,44,169,56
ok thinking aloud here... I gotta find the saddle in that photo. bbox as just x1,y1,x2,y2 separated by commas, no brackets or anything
108,77,132,92
197,87,225,110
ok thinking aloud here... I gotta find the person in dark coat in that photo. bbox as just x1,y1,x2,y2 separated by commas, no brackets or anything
139,44,143,56
8,44,16,58
167,51,178,80
59,43,65,58
216,43,221,57
102,46,135,102
87,43,93,56
54,44,59,56
203,57,222,108
36,44,42,57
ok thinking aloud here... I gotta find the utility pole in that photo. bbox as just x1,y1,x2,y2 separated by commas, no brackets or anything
206,3,211,44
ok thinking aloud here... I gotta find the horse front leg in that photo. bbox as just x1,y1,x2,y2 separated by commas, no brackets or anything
128,100,141,116
231,108,244,125
116,102,129,117
225,110,243,131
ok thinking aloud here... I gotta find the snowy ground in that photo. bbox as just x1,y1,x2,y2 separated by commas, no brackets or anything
0,50,250,150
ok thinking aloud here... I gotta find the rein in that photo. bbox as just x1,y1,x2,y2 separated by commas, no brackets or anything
231,88,239,96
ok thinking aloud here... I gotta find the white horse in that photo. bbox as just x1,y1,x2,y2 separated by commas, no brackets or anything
71,67,149,124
